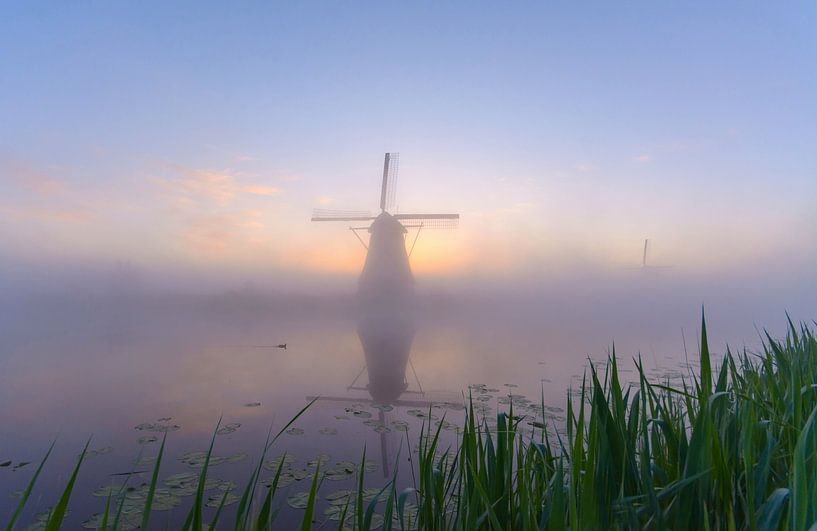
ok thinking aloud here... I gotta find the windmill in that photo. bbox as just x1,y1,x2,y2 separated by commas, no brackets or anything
639,238,672,271
311,153,459,302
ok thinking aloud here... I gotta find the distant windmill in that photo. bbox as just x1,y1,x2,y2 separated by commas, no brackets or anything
640,238,672,270
642,238,650,268
312,153,459,301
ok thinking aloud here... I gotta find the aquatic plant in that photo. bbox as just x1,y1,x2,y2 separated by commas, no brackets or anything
6,314,817,530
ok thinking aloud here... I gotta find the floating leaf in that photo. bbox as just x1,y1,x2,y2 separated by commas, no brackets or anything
319,427,338,435
134,422,179,433
406,409,437,420
286,491,311,509
216,422,241,435
325,489,353,505
85,446,113,458
307,454,331,467
285,427,305,436
205,492,238,507
290,468,313,481
244,402,261,407
179,451,247,468
264,454,296,471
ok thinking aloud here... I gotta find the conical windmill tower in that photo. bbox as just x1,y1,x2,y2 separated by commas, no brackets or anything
312,153,459,304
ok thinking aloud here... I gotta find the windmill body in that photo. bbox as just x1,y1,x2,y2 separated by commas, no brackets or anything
358,212,413,304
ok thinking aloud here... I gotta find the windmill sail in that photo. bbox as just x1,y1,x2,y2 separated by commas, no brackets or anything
311,209,375,222
379,153,399,212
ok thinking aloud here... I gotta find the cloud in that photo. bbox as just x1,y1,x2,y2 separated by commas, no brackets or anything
633,154,651,163
0,204,94,223
2,158,66,195
152,163,280,204
243,184,280,196
179,210,267,254
316,196,334,205
576,163,598,173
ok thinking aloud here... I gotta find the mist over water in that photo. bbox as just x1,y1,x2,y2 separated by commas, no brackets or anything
2,255,814,526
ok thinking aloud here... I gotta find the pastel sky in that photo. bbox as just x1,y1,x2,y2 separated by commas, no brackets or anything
2,2,816,288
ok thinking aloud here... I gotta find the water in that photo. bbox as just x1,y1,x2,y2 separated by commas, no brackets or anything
0,277,810,528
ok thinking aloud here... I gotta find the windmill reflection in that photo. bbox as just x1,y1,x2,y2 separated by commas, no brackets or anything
309,307,435,478
353,310,419,403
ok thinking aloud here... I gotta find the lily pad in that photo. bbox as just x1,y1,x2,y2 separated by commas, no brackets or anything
290,468,313,481
307,454,331,467
324,505,383,528
362,487,385,501
205,492,239,507
134,456,156,467
216,422,241,435
134,422,180,433
244,402,262,407
137,436,158,445
325,489,353,505
285,427,305,436
406,409,437,420
86,446,112,458
179,451,247,468
264,454,296,471
319,427,338,435
260,473,295,489
286,491,311,509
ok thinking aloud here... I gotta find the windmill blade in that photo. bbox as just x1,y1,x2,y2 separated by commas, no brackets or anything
311,208,375,222
379,152,399,213
393,213,459,229
392,213,459,220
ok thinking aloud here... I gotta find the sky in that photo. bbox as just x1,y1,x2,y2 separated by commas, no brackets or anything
1,2,816,292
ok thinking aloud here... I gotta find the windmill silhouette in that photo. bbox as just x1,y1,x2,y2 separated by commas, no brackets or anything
311,153,459,302
639,238,673,270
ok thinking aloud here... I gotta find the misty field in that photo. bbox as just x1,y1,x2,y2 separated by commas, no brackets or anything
6,314,817,530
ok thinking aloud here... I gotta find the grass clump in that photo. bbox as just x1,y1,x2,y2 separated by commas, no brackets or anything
6,314,817,530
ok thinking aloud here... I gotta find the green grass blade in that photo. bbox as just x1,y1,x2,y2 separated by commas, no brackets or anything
4,439,55,531
45,437,91,531
299,460,321,531
141,431,168,531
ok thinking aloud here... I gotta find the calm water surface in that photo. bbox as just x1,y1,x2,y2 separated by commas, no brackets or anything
0,282,807,528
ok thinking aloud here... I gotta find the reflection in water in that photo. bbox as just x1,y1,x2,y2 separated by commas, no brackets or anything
310,305,430,477
356,309,416,404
